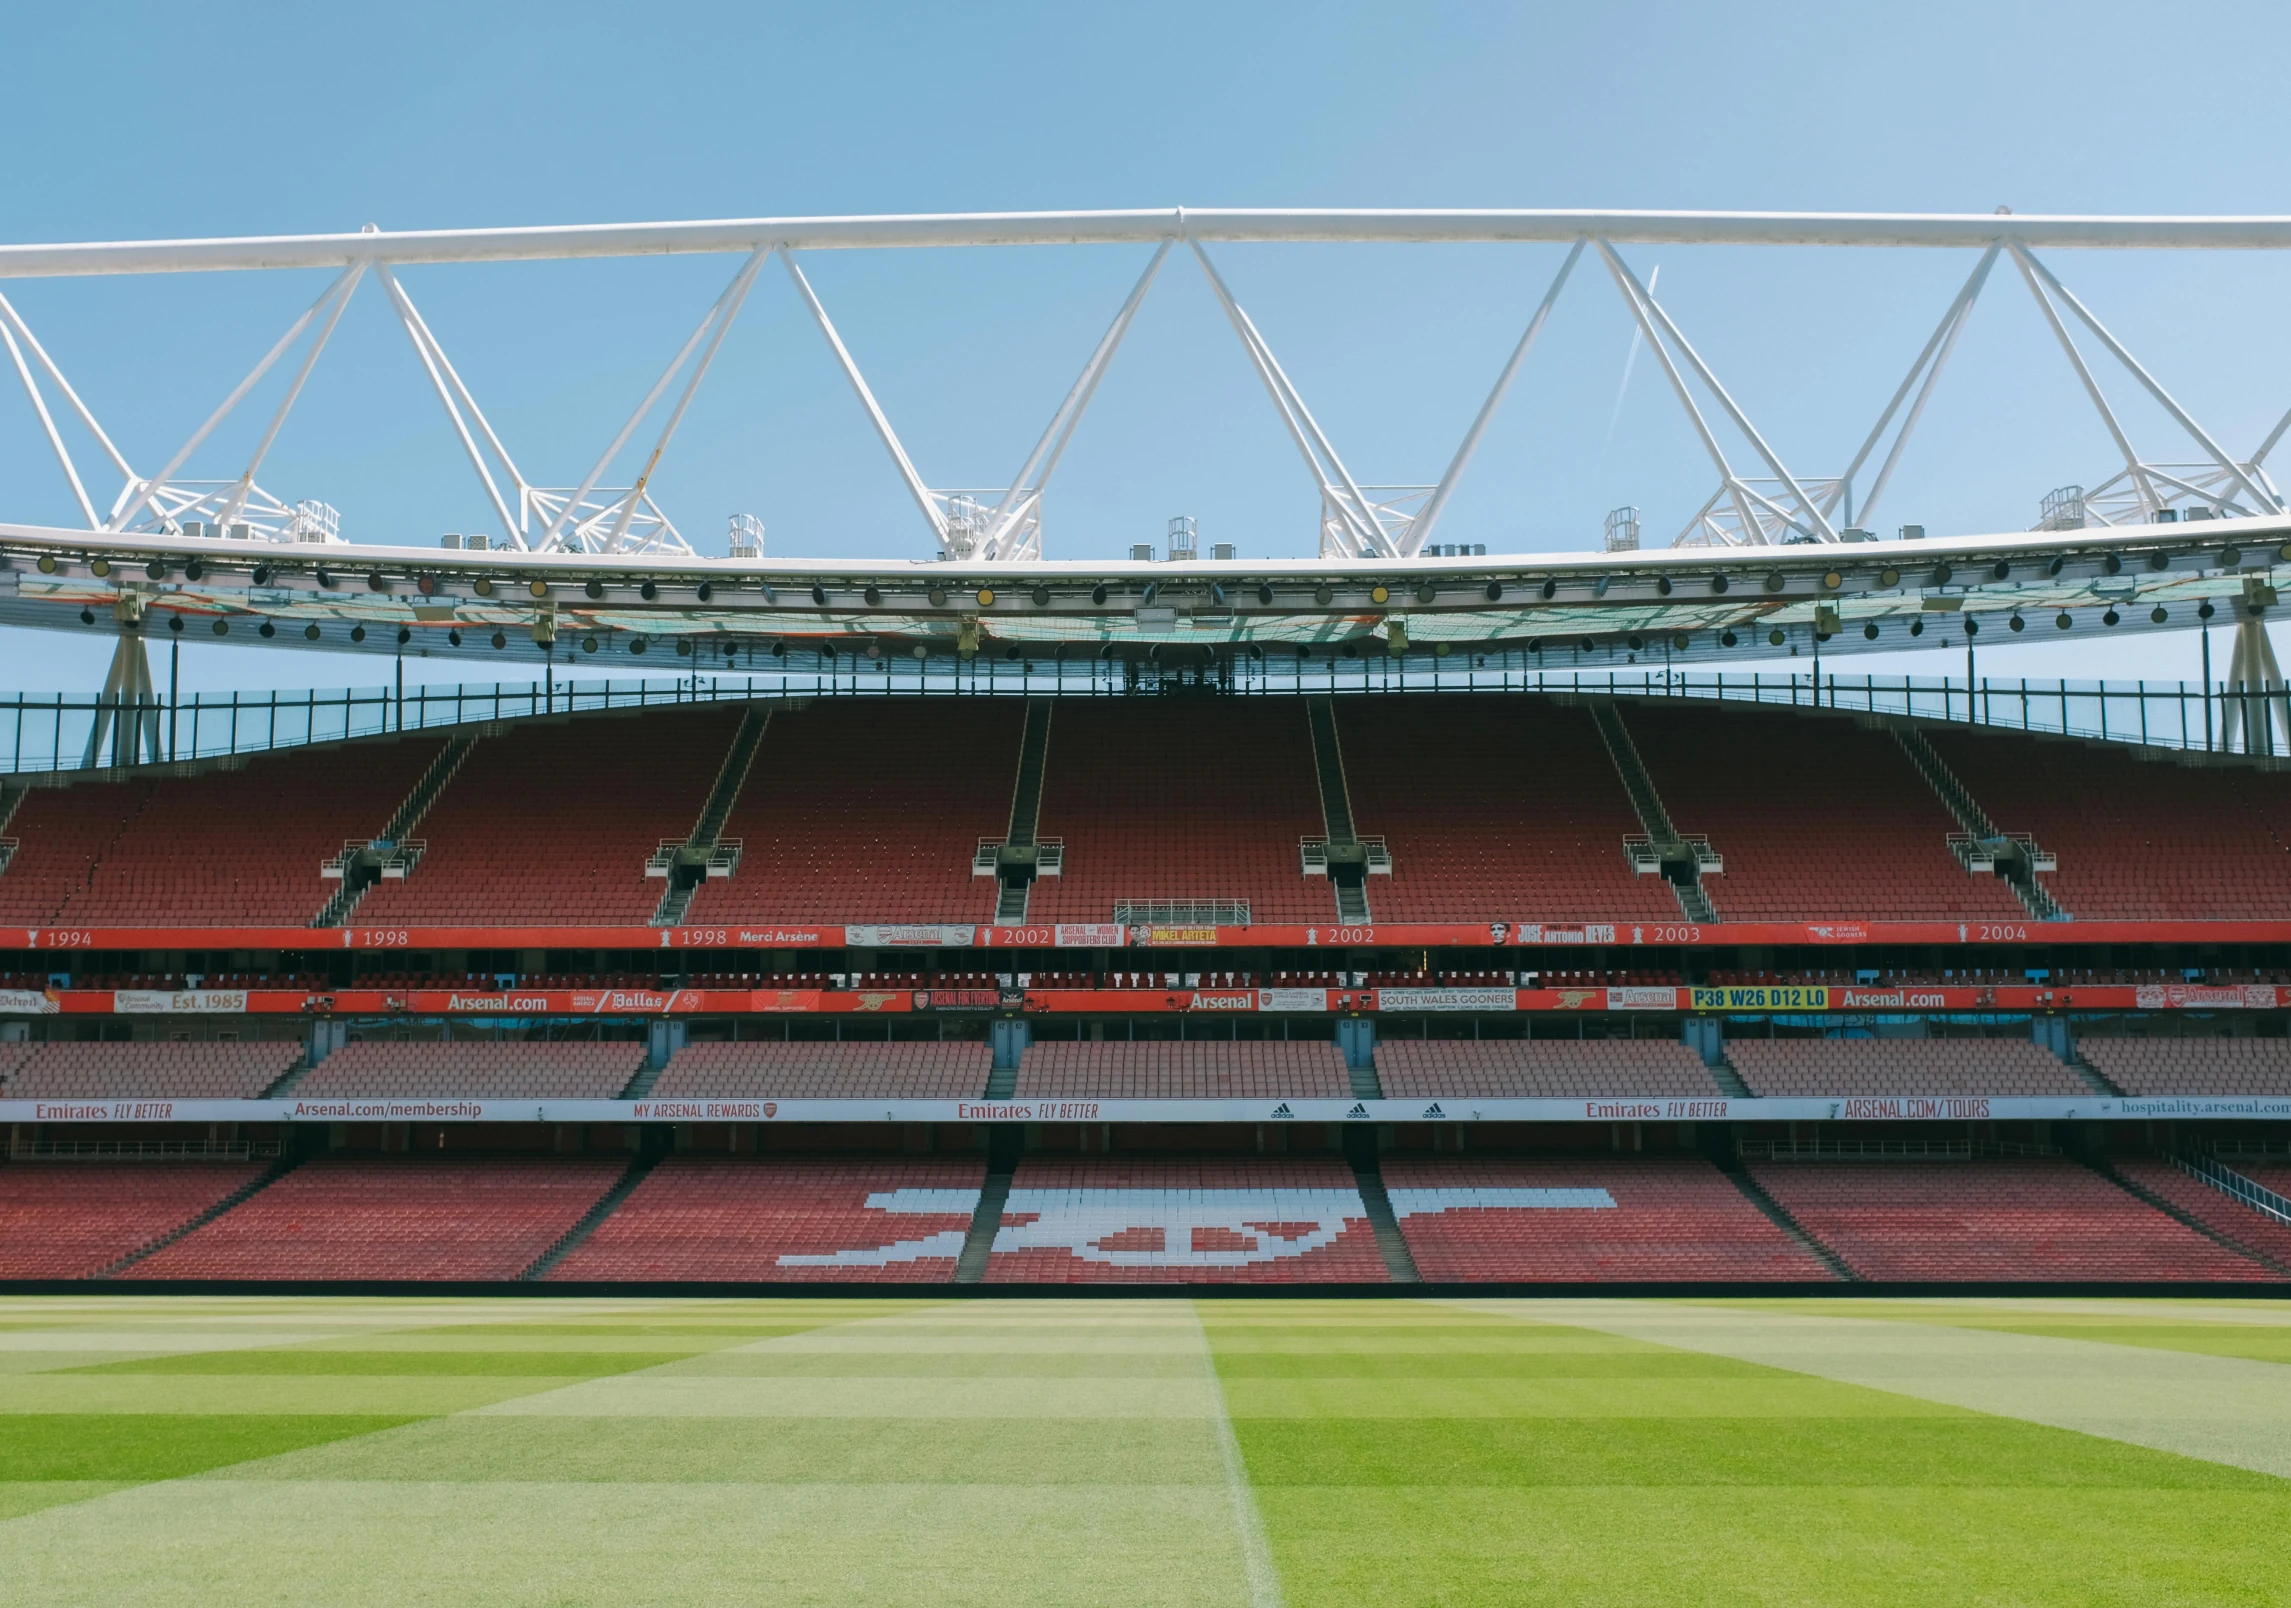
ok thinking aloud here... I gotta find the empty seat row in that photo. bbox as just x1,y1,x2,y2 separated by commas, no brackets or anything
652,1041,991,1099
294,1041,645,1099
1376,1039,1722,1098
1727,1038,2089,1097
0,1040,301,1099
1013,1040,1351,1099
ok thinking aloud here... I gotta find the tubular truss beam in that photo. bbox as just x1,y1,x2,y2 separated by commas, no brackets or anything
6,208,2291,562
13,210,2291,276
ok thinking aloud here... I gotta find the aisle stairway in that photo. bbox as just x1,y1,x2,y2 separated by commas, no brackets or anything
1305,698,1374,922
1892,721,2068,922
313,733,477,927
1588,699,1718,922
655,707,771,925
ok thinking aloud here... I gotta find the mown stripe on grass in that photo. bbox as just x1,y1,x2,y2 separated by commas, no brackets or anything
0,1415,424,1482
1205,1300,2291,1608
1488,1298,2291,1480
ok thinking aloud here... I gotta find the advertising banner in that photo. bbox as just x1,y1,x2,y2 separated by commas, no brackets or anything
1375,987,1519,1013
3,980,2282,1019
842,925,974,948
5,1093,2266,1125
977,924,1126,949
111,990,253,1014
16,919,2291,952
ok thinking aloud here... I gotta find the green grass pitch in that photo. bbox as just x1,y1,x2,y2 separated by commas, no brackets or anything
2,1294,2288,1605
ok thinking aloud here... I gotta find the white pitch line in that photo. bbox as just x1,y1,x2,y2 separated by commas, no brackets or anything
1190,1301,1282,1608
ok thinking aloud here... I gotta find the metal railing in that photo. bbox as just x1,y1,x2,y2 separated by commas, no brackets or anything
7,1137,279,1161
2173,1152,2291,1225
4,659,2287,780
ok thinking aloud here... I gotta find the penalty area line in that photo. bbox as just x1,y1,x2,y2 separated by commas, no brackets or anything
1191,1299,1283,1608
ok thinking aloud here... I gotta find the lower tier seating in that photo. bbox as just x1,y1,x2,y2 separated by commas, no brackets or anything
1013,1041,1351,1099
1375,1039,1723,1099
2233,1163,2291,1205
0,1041,301,1100
2109,1159,2291,1269
1747,1157,2278,1281
549,1158,985,1282
1727,1038,2089,1097
1382,1155,1832,1281
651,1041,991,1099
983,1157,1387,1283
0,1161,262,1277
293,1041,643,1099
123,1157,625,1280
2076,1037,2291,1097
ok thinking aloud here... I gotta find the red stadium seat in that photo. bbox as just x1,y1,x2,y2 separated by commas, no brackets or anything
548,1157,984,1282
0,1040,301,1099
1748,1157,2279,1281
0,1161,264,1277
653,1040,990,1099
1376,1038,1723,1098
123,1157,626,1280
1726,1038,2090,1097
353,707,742,926
293,1040,644,1099
0,739,443,926
1383,1155,1832,1281
1013,1040,1350,1098
1628,704,2029,922
1930,725,2291,920
1336,696,1682,922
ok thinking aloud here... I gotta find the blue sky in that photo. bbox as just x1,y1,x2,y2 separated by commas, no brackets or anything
3,0,2288,691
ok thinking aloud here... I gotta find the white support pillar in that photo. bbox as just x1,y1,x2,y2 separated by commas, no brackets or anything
82,628,162,770
2221,614,2291,755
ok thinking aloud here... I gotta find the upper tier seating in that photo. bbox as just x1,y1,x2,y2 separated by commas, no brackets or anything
1928,726,2291,919
2076,1037,2291,1097
1747,1157,2277,1281
549,1157,985,1282
983,1157,1386,1283
0,1161,263,1277
1025,700,1331,924
1013,1040,1351,1099
1627,704,2028,922
684,699,1023,924
0,738,442,925
1334,696,1683,922
1374,1038,1724,1099
292,1041,643,1099
354,707,741,925
1727,1037,2089,1097
2110,1159,2291,1269
125,1157,626,1280
1382,1155,1835,1281
0,1040,300,1100
652,1040,990,1099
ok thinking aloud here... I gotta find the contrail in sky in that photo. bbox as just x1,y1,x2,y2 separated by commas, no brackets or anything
1604,264,1657,442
